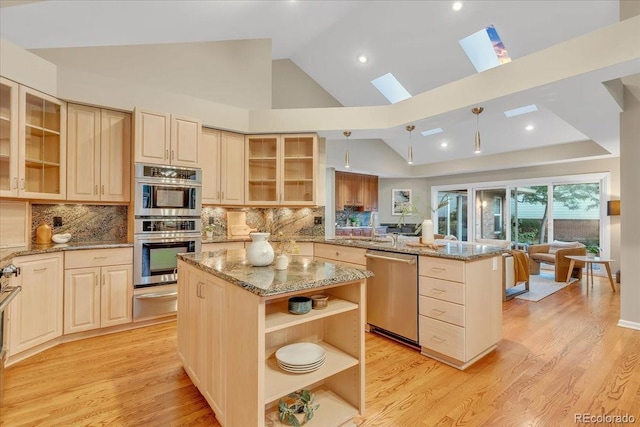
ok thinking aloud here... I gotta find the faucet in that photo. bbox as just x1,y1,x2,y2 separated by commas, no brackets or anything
389,233,399,247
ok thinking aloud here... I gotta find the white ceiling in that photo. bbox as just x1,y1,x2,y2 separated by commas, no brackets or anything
0,0,635,173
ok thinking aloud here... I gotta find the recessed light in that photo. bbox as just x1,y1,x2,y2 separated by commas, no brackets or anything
525,125,534,131
440,141,448,148
357,55,368,64
452,2,463,11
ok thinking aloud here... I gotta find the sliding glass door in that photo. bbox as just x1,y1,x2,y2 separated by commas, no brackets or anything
510,185,549,247
475,188,507,240
436,190,467,241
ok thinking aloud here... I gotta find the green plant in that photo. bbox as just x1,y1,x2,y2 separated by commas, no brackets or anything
275,231,299,256
204,224,215,233
397,195,449,234
278,389,319,426
586,245,600,254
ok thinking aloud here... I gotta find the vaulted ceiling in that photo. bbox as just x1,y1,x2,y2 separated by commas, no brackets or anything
1,1,638,176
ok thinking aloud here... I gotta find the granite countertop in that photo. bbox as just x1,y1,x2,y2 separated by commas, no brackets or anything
323,238,507,260
0,241,133,263
202,235,325,244
178,250,373,297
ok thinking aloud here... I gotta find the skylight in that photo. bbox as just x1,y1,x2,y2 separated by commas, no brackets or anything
421,128,443,137
504,104,538,117
371,73,411,104
459,25,511,73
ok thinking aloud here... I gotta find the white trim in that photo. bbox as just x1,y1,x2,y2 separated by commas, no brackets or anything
617,320,640,331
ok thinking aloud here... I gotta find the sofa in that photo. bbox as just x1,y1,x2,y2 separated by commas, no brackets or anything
527,241,586,282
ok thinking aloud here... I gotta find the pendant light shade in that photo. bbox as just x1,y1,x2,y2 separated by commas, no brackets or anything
343,131,351,169
472,107,483,154
406,125,415,165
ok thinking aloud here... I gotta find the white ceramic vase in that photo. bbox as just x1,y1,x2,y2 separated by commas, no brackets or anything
275,254,289,270
246,232,274,266
421,218,435,244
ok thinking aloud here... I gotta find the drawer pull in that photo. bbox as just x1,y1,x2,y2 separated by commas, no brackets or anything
431,309,446,315
431,267,446,272
431,335,447,343
431,288,446,294
94,256,107,259
335,252,340,256
34,267,48,272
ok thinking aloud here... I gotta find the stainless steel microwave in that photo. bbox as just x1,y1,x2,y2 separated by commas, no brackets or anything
134,163,202,217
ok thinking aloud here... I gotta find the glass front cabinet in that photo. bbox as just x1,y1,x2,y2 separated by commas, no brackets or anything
0,78,66,199
245,134,317,206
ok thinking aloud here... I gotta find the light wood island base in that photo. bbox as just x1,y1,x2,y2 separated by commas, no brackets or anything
177,255,368,427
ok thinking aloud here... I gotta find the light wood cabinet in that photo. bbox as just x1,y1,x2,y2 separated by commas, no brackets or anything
9,252,63,357
201,128,244,205
314,243,367,269
246,133,317,206
177,262,226,424
177,259,365,427
335,171,378,211
67,104,131,202
134,108,200,167
418,255,502,370
64,248,133,334
0,79,66,199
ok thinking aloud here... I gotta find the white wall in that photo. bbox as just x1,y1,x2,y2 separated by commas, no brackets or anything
0,38,56,95
272,59,342,109
378,177,429,225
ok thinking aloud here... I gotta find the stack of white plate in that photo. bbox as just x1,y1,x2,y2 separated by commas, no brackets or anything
275,343,326,373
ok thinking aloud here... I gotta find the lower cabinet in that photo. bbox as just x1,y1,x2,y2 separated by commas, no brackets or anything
177,262,226,424
9,253,64,357
418,255,502,370
64,248,133,334
313,243,366,270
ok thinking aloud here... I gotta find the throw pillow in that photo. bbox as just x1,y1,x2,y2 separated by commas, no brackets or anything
548,240,581,254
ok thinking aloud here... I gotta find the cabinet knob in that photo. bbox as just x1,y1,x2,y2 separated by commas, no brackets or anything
101,185,105,195
171,150,175,160
165,149,169,160
20,178,25,190
12,177,18,189
95,185,98,195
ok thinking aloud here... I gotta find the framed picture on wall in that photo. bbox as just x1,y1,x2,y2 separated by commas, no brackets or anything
392,189,412,216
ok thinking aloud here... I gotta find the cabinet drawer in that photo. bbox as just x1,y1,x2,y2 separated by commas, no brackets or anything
314,257,365,271
419,316,465,361
65,248,133,269
419,296,464,327
314,243,366,266
419,256,465,283
419,276,464,304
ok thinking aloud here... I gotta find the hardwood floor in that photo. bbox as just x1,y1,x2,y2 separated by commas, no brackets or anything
2,275,638,426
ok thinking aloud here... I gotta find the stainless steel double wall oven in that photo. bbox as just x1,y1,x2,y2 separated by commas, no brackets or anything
133,164,202,321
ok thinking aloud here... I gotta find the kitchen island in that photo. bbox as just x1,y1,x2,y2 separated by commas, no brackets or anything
176,249,372,427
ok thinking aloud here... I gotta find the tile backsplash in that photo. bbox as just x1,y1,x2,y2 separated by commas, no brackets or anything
31,204,128,243
203,206,325,237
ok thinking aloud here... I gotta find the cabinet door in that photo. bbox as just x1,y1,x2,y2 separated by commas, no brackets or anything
171,115,200,167
202,276,226,423
100,109,131,202
184,265,204,387
220,131,245,205
0,78,19,197
281,134,316,205
67,104,100,201
10,253,63,355
246,135,279,205
201,127,221,204
134,109,169,165
101,264,133,328
18,86,66,199
363,175,378,211
64,266,101,334
335,171,346,211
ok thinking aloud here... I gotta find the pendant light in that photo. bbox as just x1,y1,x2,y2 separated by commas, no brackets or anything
472,107,483,154
343,131,351,169
406,125,415,165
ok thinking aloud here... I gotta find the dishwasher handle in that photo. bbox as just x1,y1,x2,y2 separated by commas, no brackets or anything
365,252,416,264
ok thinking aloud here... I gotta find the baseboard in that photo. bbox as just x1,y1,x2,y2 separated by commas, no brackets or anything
617,319,640,331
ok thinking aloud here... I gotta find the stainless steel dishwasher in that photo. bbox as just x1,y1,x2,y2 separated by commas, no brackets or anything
365,249,419,347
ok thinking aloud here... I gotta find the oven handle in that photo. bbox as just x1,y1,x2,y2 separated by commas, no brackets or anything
134,234,202,241
134,291,178,299
0,286,22,312
136,179,201,188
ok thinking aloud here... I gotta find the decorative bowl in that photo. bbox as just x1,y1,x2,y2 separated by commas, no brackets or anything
311,294,329,310
52,233,72,244
288,296,312,315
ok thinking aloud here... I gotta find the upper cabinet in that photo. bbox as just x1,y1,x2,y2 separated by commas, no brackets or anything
245,134,317,206
67,104,131,202
134,108,201,167
201,128,245,205
335,171,378,211
0,78,66,199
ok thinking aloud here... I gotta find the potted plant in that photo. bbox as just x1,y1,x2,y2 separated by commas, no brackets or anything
586,245,600,257
278,389,319,426
204,224,214,239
